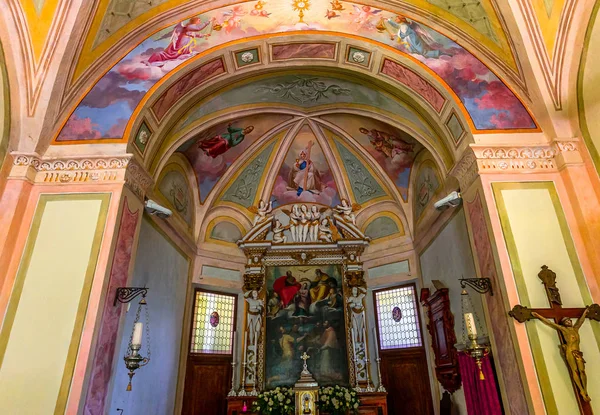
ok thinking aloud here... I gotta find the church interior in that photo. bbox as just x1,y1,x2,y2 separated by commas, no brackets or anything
1,1,600,414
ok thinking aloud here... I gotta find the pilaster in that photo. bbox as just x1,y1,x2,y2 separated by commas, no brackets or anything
0,151,156,415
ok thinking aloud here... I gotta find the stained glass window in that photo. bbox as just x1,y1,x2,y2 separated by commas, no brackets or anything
374,285,422,349
190,290,236,354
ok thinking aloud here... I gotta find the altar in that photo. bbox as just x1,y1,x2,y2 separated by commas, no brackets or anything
226,201,388,415
226,393,388,415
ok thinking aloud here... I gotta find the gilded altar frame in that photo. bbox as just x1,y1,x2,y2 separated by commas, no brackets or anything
237,207,372,392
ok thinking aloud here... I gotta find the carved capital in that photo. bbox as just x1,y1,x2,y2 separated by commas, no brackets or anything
10,152,132,184
345,270,366,288
243,273,264,292
450,149,478,191
125,159,154,201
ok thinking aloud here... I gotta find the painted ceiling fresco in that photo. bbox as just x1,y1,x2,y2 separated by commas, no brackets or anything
55,1,535,143
174,74,435,137
321,114,422,201
177,113,431,207
272,124,339,206
177,113,293,202
75,0,515,80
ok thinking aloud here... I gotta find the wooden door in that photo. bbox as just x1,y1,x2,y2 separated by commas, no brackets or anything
373,284,434,415
380,348,434,415
182,354,232,415
182,289,237,415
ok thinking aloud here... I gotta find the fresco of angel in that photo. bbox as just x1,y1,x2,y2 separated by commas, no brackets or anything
350,5,383,29
250,1,271,17
220,5,247,34
383,15,449,59
147,17,216,66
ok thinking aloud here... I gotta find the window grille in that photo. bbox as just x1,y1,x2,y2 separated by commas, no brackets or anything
374,285,422,349
190,290,236,354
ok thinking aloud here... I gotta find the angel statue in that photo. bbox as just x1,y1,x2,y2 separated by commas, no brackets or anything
299,204,311,242
382,15,448,59
532,308,592,401
285,204,303,242
335,199,360,225
244,290,264,347
250,199,273,226
272,219,288,244
309,205,328,241
347,286,368,345
318,217,339,242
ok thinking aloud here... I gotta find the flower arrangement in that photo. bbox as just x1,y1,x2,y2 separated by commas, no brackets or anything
318,385,360,415
252,387,294,414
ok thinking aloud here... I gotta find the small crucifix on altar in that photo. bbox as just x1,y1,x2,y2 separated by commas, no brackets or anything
509,265,600,414
301,352,310,374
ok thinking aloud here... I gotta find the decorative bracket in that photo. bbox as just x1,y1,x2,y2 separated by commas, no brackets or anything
459,278,493,296
114,287,148,306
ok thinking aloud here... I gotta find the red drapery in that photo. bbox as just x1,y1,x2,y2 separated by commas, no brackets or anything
457,352,502,415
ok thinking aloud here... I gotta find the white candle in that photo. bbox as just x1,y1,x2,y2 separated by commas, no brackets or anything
372,327,380,360
464,313,477,337
132,322,143,346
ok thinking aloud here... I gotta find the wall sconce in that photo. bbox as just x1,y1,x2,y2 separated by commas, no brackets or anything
118,289,151,391
456,287,489,380
459,277,493,296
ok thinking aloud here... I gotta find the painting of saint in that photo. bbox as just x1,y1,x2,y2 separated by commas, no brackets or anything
265,265,348,388
198,124,254,158
147,17,216,66
272,125,339,206
359,127,415,160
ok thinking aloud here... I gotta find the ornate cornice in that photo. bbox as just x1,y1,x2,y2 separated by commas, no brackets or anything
10,152,132,183
124,159,154,201
471,140,582,173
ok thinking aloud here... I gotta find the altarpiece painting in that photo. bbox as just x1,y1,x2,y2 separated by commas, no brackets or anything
264,265,349,389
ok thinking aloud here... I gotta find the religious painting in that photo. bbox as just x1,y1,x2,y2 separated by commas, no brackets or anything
414,162,441,221
264,264,349,389
57,1,535,142
320,114,422,201
178,113,293,203
272,125,340,206
157,169,193,225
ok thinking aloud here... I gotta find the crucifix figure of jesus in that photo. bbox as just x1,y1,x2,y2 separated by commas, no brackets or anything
509,265,600,414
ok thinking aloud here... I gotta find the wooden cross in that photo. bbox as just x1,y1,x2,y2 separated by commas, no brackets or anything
509,265,600,415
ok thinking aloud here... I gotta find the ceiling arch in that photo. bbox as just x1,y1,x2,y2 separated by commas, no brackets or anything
69,0,522,91
52,6,539,144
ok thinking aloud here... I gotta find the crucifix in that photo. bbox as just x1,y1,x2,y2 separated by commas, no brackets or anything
300,352,310,374
509,265,600,414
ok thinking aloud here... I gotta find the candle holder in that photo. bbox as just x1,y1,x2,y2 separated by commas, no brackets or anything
364,358,375,392
228,361,238,397
238,362,248,396
123,294,150,391
464,334,489,380
375,357,386,392
353,358,364,393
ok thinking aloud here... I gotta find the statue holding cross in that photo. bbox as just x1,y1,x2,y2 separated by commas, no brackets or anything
509,265,600,411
